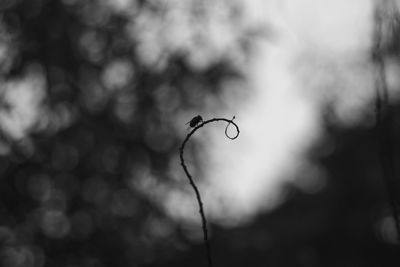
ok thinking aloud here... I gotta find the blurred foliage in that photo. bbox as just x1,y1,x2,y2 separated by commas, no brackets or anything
1,1,400,267
0,0,249,266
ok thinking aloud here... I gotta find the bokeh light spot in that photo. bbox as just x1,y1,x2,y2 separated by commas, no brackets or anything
0,246,35,267
40,209,70,239
79,30,106,63
377,215,400,244
102,59,134,91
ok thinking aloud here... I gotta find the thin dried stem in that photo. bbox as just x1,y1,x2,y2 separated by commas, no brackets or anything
179,117,240,267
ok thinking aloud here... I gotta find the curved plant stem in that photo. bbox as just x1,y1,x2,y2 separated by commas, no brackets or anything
179,117,240,267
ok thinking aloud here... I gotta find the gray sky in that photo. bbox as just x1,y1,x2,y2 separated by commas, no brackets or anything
165,0,391,228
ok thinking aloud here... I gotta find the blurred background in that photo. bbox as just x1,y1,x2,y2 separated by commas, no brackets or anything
1,0,400,266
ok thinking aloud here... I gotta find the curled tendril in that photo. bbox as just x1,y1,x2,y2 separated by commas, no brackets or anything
179,117,240,267
224,116,238,140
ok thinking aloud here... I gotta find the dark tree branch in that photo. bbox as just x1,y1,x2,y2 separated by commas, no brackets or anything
179,117,240,267
373,0,400,242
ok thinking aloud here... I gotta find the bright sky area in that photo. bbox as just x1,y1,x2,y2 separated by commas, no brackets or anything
173,0,383,227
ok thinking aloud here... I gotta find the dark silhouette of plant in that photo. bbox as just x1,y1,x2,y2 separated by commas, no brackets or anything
179,116,240,267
